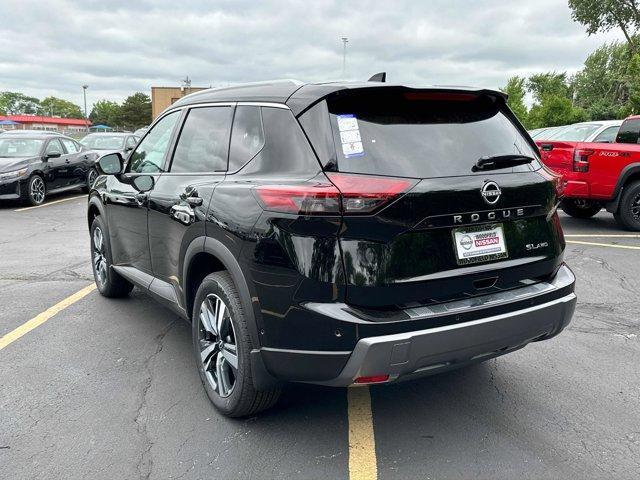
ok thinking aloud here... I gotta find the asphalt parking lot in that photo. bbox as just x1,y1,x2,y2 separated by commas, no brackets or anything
1,194,639,480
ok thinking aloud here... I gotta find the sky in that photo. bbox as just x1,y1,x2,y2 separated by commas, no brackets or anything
0,0,625,112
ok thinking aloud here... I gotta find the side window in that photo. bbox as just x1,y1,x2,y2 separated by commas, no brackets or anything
128,111,180,173
126,136,137,149
228,106,265,172
616,119,640,144
45,139,63,155
61,138,79,153
170,106,233,172
593,126,619,143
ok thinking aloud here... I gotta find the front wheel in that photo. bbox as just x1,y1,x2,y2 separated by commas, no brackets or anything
90,216,134,297
192,272,280,417
21,175,46,206
561,198,601,219
614,181,640,231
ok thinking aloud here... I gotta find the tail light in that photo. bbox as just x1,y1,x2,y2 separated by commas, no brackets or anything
254,173,417,215
538,165,564,199
573,149,593,172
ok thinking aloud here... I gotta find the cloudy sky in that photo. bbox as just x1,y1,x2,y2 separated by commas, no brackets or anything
1,0,624,111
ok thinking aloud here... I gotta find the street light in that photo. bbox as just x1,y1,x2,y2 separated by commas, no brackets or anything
341,37,349,80
82,85,89,132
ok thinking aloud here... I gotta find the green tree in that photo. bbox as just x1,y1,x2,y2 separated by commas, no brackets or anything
0,92,41,115
39,96,83,118
117,93,151,130
89,100,121,127
527,72,573,103
568,0,640,52
501,76,529,126
528,96,587,129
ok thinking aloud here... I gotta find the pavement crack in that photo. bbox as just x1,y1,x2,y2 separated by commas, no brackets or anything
134,320,177,480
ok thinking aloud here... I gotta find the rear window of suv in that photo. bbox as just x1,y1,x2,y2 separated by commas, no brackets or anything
322,90,538,178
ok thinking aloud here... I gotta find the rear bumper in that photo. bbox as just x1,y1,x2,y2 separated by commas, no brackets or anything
562,179,590,197
258,264,576,386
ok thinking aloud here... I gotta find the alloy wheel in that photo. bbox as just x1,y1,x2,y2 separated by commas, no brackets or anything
198,294,238,398
88,169,98,188
92,227,108,286
632,193,640,220
30,176,45,204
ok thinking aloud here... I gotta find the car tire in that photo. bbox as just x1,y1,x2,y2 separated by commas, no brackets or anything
560,198,601,219
20,174,46,206
192,271,281,417
90,216,134,297
614,181,640,231
83,167,99,193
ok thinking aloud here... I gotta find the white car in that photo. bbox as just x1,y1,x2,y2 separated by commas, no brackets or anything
545,120,623,143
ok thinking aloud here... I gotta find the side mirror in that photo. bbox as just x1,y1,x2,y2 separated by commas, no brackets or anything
45,152,62,160
98,152,124,175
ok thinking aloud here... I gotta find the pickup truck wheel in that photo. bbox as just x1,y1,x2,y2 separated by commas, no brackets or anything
192,272,281,417
614,181,640,231
560,199,601,219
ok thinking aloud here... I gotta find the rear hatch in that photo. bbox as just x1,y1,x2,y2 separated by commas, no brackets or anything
300,88,565,309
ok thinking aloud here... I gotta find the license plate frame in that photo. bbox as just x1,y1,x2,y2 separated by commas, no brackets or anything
452,223,508,266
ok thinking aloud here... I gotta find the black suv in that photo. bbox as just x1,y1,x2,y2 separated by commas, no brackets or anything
88,80,576,417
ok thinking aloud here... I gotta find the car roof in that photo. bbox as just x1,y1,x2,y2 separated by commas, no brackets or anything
169,79,508,116
1,129,62,136
84,132,130,136
0,132,74,141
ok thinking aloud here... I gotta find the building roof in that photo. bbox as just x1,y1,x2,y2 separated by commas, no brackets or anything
169,79,507,116
0,115,91,126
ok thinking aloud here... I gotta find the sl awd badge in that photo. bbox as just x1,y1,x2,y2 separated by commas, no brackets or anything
481,181,501,205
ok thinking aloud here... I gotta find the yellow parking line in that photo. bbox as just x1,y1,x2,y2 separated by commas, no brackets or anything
15,194,87,212
0,284,96,351
566,240,640,250
348,386,378,480
565,234,640,238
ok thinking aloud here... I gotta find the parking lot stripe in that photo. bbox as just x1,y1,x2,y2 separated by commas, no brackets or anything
348,386,378,480
565,234,640,238
15,194,87,212
0,283,96,351
566,240,640,250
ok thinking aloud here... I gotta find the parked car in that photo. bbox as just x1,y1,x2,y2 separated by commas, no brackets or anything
0,133,99,205
544,120,622,144
134,126,149,137
0,129,63,136
537,115,640,229
529,126,565,140
80,132,140,157
88,79,576,417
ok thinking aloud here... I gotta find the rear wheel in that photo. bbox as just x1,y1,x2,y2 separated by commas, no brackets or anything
192,272,280,417
20,175,46,206
83,167,99,193
614,181,640,231
90,216,134,297
561,198,601,219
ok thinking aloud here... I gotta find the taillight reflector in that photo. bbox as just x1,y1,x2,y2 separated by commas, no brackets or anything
353,375,390,384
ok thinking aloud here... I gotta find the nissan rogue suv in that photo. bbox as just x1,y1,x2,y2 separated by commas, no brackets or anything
87,79,576,417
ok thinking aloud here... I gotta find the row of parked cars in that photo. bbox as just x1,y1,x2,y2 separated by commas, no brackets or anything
529,117,640,230
0,130,142,205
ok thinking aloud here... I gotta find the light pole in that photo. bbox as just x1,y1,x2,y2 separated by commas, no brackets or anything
341,36,349,79
82,85,89,132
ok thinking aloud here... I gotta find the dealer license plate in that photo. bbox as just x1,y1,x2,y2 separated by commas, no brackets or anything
453,224,508,265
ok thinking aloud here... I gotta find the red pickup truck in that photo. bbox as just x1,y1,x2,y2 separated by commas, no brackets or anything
537,115,640,230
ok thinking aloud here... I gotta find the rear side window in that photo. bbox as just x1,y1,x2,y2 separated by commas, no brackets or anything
325,90,538,178
592,126,619,143
228,106,265,172
616,119,640,144
548,124,600,142
171,106,233,172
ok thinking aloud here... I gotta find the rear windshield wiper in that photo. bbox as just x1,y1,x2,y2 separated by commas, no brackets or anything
473,154,535,172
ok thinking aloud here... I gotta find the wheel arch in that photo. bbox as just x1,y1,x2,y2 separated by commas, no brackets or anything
87,195,106,231
606,163,640,213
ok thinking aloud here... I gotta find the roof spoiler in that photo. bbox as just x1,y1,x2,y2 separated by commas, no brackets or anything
368,72,386,83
